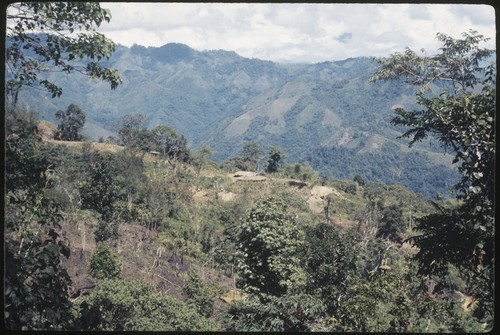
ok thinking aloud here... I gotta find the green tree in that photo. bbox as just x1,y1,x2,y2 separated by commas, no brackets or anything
370,30,495,326
241,142,264,171
303,222,361,315
151,124,190,173
88,243,121,280
377,204,405,243
220,156,250,172
235,197,305,299
192,144,213,189
225,293,324,332
283,163,319,183
354,174,365,186
117,114,152,153
265,146,287,173
5,108,49,197
5,2,121,108
182,270,223,317
78,148,120,221
5,108,73,330
54,104,86,141
76,279,216,331
111,150,150,223
5,195,73,330
370,30,494,92
94,219,119,244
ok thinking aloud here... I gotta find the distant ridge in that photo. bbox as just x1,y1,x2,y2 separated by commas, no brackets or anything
15,40,459,198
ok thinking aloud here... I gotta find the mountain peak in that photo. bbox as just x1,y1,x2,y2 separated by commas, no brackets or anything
150,42,195,63
159,42,193,50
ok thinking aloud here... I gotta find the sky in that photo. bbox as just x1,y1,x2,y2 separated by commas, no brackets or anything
93,3,494,63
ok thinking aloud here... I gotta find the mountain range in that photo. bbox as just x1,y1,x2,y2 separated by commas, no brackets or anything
16,42,459,198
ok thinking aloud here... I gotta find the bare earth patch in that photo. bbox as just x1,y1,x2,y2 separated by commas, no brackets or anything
307,185,342,213
46,139,124,153
192,188,236,202
218,191,236,201
230,171,267,182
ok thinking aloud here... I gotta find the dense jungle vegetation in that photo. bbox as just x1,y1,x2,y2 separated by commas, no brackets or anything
4,3,495,332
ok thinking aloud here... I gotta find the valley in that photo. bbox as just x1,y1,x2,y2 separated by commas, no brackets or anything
16,42,459,198
5,14,494,330
5,126,480,331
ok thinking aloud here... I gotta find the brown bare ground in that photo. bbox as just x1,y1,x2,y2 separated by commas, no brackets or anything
307,185,343,214
46,139,125,153
230,171,267,182
192,188,236,203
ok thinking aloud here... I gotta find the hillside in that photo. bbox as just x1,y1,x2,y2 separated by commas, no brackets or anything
5,106,487,331
43,138,425,300
15,42,459,198
5,21,494,331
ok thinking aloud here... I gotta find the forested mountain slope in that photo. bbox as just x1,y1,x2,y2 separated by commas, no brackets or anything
6,6,493,332
15,42,459,198
4,115,485,331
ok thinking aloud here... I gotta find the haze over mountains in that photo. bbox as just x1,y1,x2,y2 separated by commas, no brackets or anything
17,42,459,198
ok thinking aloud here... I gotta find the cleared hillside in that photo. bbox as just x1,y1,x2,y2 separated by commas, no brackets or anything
17,42,459,198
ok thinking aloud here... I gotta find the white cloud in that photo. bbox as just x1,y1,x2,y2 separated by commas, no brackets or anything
98,3,496,63
408,4,431,20
450,4,495,26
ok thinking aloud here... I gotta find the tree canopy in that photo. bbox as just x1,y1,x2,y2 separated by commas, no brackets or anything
265,146,287,173
370,30,495,326
236,197,305,299
5,109,73,330
370,30,494,92
54,104,86,141
88,243,122,280
4,24,493,332
5,2,122,108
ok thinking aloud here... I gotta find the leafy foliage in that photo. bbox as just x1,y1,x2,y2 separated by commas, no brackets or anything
76,279,216,331
265,146,287,173
225,294,325,331
94,219,119,244
220,142,266,172
77,149,120,221
88,243,121,280
54,104,86,141
303,223,361,314
220,156,252,172
182,270,224,317
5,195,73,330
241,142,265,171
370,30,493,92
370,30,495,326
5,2,121,107
5,108,73,330
282,162,320,183
235,197,305,298
377,204,405,243
4,109,486,331
151,124,191,165
4,22,492,332
116,114,151,153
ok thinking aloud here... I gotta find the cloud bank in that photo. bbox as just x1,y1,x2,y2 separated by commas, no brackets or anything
99,3,496,63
